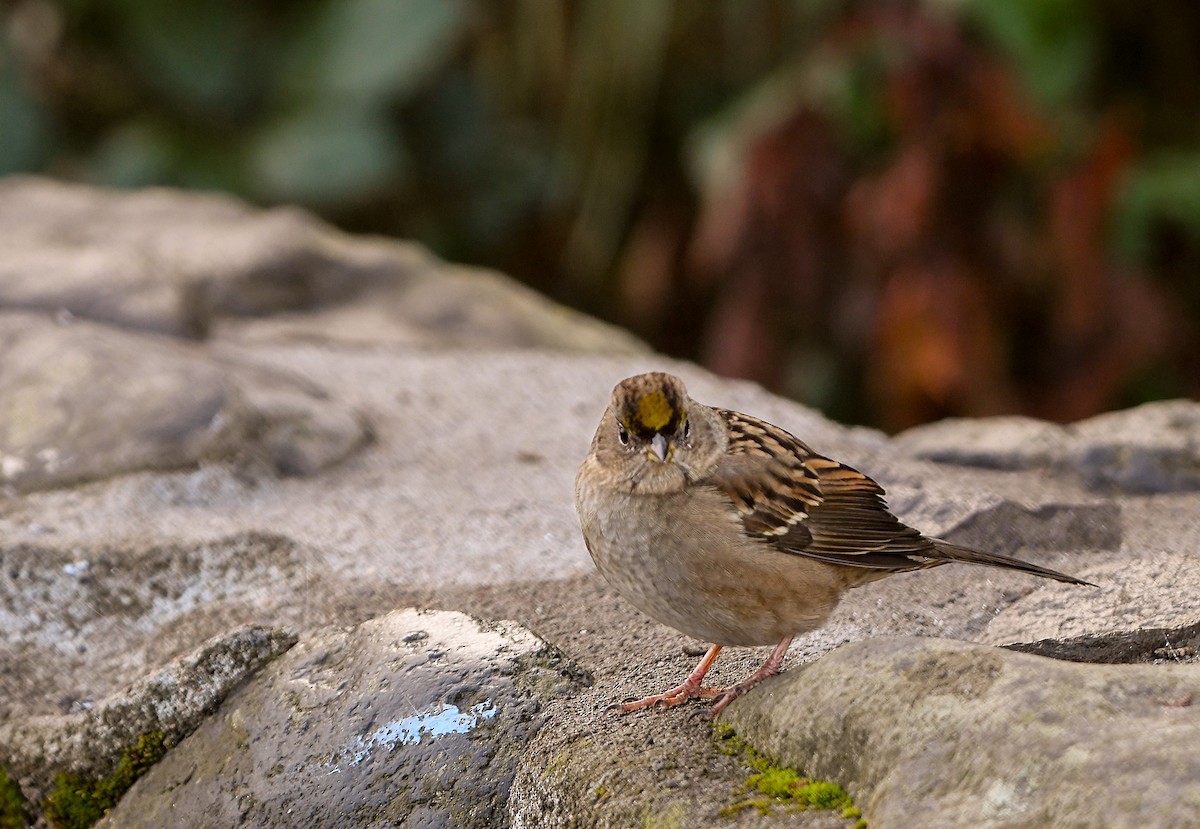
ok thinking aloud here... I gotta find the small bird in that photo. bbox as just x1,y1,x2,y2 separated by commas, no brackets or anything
575,372,1093,715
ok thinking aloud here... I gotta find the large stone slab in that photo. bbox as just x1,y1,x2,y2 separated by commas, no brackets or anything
893,399,1200,494
984,550,1200,662
0,176,392,337
3,177,1199,829
0,533,324,720
98,609,583,829
0,176,647,353
0,312,369,492
723,637,1200,829
0,625,296,811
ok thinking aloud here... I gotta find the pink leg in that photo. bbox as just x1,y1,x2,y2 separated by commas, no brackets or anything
614,644,723,713
710,635,793,716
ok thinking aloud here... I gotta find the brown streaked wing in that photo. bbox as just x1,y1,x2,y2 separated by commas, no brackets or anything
704,409,822,538
705,408,939,572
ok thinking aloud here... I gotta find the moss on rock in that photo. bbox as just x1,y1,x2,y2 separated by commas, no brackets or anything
43,731,168,829
0,766,30,829
712,723,866,826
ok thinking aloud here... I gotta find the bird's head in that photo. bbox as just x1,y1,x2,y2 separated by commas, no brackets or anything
591,372,726,493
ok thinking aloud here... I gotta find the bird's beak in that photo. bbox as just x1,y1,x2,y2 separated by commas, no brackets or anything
647,432,670,463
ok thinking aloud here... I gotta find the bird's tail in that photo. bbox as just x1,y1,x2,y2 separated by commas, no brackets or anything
929,538,1096,587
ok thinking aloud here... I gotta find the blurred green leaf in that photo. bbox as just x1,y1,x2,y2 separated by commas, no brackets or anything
1114,151,1200,263
964,0,1097,108
282,0,470,105
408,69,552,247
0,51,49,174
248,104,409,206
87,121,177,187
110,0,260,113
827,44,894,156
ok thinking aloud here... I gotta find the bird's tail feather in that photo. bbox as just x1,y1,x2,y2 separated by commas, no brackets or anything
929,538,1095,587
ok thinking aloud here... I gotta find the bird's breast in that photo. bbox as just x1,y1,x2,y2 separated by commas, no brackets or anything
575,475,842,645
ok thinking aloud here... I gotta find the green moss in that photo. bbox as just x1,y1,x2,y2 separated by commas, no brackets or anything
640,801,685,829
0,766,30,829
44,731,168,829
712,723,866,825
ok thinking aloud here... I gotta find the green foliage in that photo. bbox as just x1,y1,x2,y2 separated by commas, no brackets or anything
963,0,1098,108
1115,151,1200,263
44,732,168,829
0,43,49,176
0,766,30,829
712,723,864,824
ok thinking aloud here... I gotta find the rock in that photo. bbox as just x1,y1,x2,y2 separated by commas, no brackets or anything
97,609,584,829
0,311,245,492
0,176,646,353
0,312,370,492
2,176,1198,828
890,415,1066,471
893,399,1200,495
1070,400,1200,494
0,625,296,809
217,266,649,354
934,500,1121,556
844,455,1121,562
985,551,1200,662
0,176,394,338
723,637,1200,829
0,533,323,720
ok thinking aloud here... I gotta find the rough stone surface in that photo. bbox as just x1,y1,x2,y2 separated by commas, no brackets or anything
722,637,1200,829
0,175,647,353
99,609,582,829
1070,400,1200,493
0,533,323,721
0,176,392,338
0,312,370,492
985,551,1200,661
0,625,296,809
893,399,1200,494
2,177,1199,828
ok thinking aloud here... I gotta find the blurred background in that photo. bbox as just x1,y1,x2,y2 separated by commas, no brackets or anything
2,0,1198,431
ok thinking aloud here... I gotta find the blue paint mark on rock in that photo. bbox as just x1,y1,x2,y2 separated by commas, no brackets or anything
327,701,498,772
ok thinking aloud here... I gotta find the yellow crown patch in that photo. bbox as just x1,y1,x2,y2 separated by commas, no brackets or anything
635,390,675,431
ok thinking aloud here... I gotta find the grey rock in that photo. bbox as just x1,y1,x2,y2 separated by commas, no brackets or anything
723,637,1200,829
984,551,1200,661
847,455,1121,560
98,609,582,829
0,311,246,492
937,500,1121,555
890,415,1066,471
893,399,1200,494
0,176,646,353
1071,400,1200,493
0,311,369,492
0,533,324,720
0,176,396,337
2,177,1198,828
0,625,295,808
217,265,649,354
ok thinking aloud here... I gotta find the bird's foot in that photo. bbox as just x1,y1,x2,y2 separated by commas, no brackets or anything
609,681,721,713
709,679,761,716
709,635,794,716
607,643,725,714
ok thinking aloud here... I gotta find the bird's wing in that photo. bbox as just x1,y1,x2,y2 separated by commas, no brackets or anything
703,408,938,572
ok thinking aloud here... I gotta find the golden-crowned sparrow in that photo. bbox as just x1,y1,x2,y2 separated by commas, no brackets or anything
575,372,1092,715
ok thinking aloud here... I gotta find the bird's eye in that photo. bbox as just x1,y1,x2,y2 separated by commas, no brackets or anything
617,423,630,445
682,418,691,438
